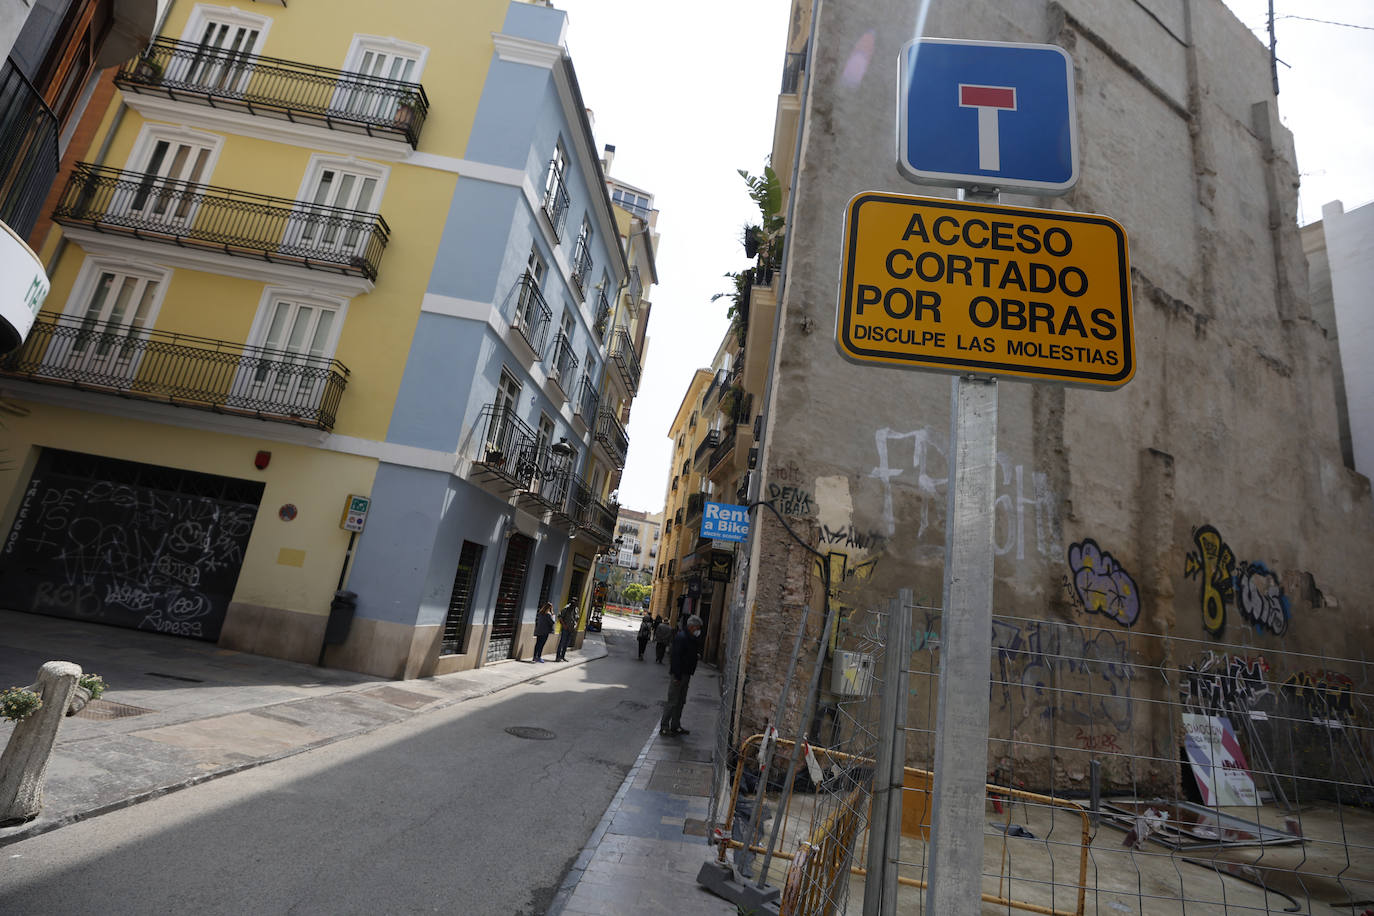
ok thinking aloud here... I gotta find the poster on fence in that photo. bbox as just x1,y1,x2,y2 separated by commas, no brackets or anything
1181,714,1258,806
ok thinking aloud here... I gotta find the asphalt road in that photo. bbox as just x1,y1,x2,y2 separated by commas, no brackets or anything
0,617,667,915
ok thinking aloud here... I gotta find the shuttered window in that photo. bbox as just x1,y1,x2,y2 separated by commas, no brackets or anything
440,541,483,655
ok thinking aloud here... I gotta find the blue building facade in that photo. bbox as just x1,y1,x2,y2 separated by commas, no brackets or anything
337,2,635,677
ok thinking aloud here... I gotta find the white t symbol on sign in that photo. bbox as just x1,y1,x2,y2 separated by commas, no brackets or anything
958,84,1018,171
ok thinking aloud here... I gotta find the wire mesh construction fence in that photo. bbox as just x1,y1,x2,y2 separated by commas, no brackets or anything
705,595,1374,914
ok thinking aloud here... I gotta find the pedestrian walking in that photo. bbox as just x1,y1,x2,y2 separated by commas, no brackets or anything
653,616,673,664
532,602,555,662
555,597,579,661
660,614,703,736
636,613,653,659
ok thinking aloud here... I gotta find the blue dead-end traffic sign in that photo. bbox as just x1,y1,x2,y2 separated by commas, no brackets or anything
898,38,1078,194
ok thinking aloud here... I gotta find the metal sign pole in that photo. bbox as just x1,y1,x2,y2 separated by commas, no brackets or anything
925,373,997,914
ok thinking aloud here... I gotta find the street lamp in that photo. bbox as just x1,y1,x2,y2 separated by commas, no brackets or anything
551,437,574,459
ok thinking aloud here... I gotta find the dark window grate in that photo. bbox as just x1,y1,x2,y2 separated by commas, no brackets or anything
440,541,484,655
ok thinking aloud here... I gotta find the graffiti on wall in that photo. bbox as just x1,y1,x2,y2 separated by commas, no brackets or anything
1065,538,1140,627
767,482,814,518
1181,651,1274,714
1282,670,1358,723
1184,524,1290,637
869,427,1060,560
915,611,1134,733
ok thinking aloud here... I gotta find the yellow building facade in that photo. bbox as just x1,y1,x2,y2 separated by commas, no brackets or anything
1,1,645,678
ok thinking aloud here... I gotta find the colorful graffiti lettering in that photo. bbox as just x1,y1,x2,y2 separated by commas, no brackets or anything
1282,670,1358,722
1185,525,1235,635
1184,525,1290,637
1182,651,1273,714
1236,561,1290,636
1066,539,1140,627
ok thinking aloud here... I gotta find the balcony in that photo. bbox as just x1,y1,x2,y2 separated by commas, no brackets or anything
694,429,721,468
686,492,706,522
609,327,642,395
515,445,573,515
595,408,629,469
781,48,807,94
548,332,578,396
570,233,593,299
570,478,615,545
572,372,599,426
0,316,348,430
0,60,59,239
53,163,390,282
542,161,569,240
470,404,537,495
593,288,610,340
510,272,552,358
115,38,430,148
708,426,738,473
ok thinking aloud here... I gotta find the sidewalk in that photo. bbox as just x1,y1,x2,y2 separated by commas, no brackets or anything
550,666,734,915
0,609,606,847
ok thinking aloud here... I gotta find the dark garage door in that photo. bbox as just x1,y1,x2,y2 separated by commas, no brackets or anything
1,448,264,641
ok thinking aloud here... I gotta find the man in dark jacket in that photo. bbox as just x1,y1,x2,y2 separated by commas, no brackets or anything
555,597,579,661
660,614,703,736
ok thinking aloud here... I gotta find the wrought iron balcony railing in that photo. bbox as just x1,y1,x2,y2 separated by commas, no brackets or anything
54,163,390,280
518,444,573,511
0,59,59,239
475,403,538,488
686,491,706,520
116,38,430,148
709,426,737,473
542,161,569,240
593,288,610,340
570,233,593,299
548,331,578,392
595,408,629,469
609,327,642,395
694,429,722,467
0,316,349,429
584,496,616,543
574,372,599,422
627,266,642,307
511,272,552,355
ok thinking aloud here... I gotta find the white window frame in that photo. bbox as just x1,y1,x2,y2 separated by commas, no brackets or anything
334,35,429,121
285,154,390,257
120,124,225,224
231,286,349,412
341,35,430,82
179,4,273,50
45,257,172,383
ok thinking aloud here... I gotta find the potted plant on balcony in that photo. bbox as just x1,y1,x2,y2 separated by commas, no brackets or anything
484,447,506,466
394,90,422,129
132,52,165,85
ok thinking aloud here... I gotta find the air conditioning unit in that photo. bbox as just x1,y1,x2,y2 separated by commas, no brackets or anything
831,650,875,697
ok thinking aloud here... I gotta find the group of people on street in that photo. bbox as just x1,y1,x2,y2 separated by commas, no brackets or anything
637,611,703,737
635,613,676,663
532,597,580,663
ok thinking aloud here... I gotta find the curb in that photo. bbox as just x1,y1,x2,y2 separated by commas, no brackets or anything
546,717,661,915
0,640,608,849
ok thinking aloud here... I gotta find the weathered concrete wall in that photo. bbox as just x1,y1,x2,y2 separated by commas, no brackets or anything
740,0,1374,792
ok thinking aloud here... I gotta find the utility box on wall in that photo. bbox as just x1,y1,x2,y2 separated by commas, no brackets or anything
831,650,875,696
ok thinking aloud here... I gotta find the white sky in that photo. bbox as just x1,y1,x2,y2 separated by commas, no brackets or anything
555,0,1374,514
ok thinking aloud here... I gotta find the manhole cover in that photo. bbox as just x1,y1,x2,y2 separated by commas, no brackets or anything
683,817,709,837
74,698,153,720
505,726,556,740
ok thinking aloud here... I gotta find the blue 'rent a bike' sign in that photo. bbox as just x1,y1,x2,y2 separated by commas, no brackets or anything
701,501,751,542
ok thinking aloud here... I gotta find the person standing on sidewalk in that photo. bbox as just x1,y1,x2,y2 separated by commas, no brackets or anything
653,616,673,664
660,614,703,736
636,613,653,659
555,597,579,662
532,602,555,662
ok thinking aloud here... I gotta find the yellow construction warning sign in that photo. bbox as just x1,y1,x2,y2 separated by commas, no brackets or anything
836,192,1133,388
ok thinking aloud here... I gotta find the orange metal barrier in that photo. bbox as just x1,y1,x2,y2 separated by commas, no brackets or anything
716,734,1092,916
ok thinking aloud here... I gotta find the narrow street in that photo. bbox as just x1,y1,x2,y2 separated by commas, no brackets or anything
0,617,667,915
